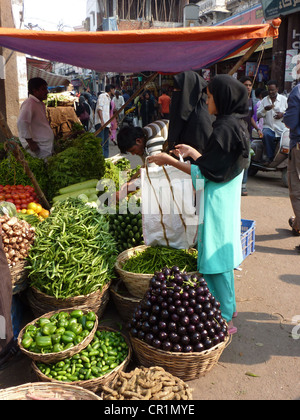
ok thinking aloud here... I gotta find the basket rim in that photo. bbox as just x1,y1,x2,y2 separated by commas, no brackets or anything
115,245,198,278
30,280,111,302
18,308,98,362
0,382,102,400
130,333,231,358
32,326,132,389
110,279,141,303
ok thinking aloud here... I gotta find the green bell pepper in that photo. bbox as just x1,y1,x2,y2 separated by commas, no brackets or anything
36,336,52,349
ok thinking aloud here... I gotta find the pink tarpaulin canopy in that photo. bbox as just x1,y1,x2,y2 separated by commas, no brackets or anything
0,21,280,73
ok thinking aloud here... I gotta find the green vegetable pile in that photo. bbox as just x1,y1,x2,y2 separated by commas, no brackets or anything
109,209,144,253
122,246,198,274
21,310,96,354
0,143,48,191
47,132,105,200
36,330,129,382
27,198,118,299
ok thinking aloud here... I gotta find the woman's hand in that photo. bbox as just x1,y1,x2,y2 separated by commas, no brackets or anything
172,144,201,161
147,153,175,166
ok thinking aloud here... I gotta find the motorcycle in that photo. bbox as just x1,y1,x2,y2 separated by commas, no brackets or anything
248,128,290,188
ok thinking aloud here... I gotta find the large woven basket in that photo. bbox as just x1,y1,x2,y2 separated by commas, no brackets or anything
130,334,231,381
26,282,111,319
110,279,141,325
10,261,28,295
0,382,101,400
18,308,98,364
115,245,198,299
32,326,132,394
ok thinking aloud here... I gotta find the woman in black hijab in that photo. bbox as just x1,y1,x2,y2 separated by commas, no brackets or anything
167,71,213,154
148,75,250,335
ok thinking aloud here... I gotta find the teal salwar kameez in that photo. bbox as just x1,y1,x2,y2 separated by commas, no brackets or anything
191,165,243,321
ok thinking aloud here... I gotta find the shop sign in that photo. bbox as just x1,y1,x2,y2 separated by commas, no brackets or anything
260,0,300,20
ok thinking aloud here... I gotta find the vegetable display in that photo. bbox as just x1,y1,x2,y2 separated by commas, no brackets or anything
36,330,129,382
109,210,144,252
0,185,39,211
0,144,48,192
47,132,105,200
129,267,228,353
21,310,96,354
122,246,198,274
102,366,193,400
27,198,118,299
0,214,35,267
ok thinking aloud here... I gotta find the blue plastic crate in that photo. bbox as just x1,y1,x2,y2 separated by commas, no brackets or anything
241,219,255,260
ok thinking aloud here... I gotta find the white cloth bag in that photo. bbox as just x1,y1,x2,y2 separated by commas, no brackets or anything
141,158,203,249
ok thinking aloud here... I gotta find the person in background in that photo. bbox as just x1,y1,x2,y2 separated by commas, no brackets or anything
95,84,115,158
75,96,90,131
239,76,263,196
148,75,251,335
166,71,213,157
0,234,18,369
283,82,300,239
112,90,125,123
257,80,288,164
158,89,171,119
17,77,54,159
110,98,118,146
139,91,155,127
253,88,268,132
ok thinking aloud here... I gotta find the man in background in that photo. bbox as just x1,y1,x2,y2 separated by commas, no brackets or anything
257,80,288,164
95,84,115,158
283,82,300,239
158,89,171,119
17,77,54,159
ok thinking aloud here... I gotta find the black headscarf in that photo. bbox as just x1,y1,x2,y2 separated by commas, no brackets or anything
167,71,213,154
195,74,250,183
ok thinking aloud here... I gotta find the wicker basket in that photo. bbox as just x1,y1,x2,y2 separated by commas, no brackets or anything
17,308,98,363
26,282,111,319
32,326,132,394
115,245,198,299
110,279,141,325
130,334,231,381
10,261,28,295
0,382,101,400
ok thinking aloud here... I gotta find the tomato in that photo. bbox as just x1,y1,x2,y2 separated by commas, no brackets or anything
6,199,15,204
21,203,28,209
14,199,21,205
12,193,20,199
19,193,26,199
0,195,5,201
4,194,12,199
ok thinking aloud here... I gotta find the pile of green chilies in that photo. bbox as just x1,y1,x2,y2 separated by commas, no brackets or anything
122,246,198,274
27,198,118,299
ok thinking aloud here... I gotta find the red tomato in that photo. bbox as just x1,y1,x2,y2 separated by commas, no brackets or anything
4,194,12,199
0,195,5,201
12,193,20,199
19,193,26,199
6,199,15,204
20,203,27,209
14,199,22,205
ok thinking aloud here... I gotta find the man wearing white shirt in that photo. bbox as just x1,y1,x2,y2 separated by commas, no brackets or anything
257,80,288,164
95,84,115,158
112,90,125,122
17,78,54,159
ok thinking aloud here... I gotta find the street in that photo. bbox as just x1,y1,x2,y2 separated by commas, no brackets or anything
0,151,299,400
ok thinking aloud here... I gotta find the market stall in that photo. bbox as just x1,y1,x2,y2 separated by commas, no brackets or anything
0,21,279,399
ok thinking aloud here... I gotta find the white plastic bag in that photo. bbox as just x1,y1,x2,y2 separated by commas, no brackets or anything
141,159,203,249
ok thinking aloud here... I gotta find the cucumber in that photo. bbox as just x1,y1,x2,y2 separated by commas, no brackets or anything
53,188,98,203
58,179,99,195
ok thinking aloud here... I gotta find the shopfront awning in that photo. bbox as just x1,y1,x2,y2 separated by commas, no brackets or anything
27,63,70,86
0,20,281,73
